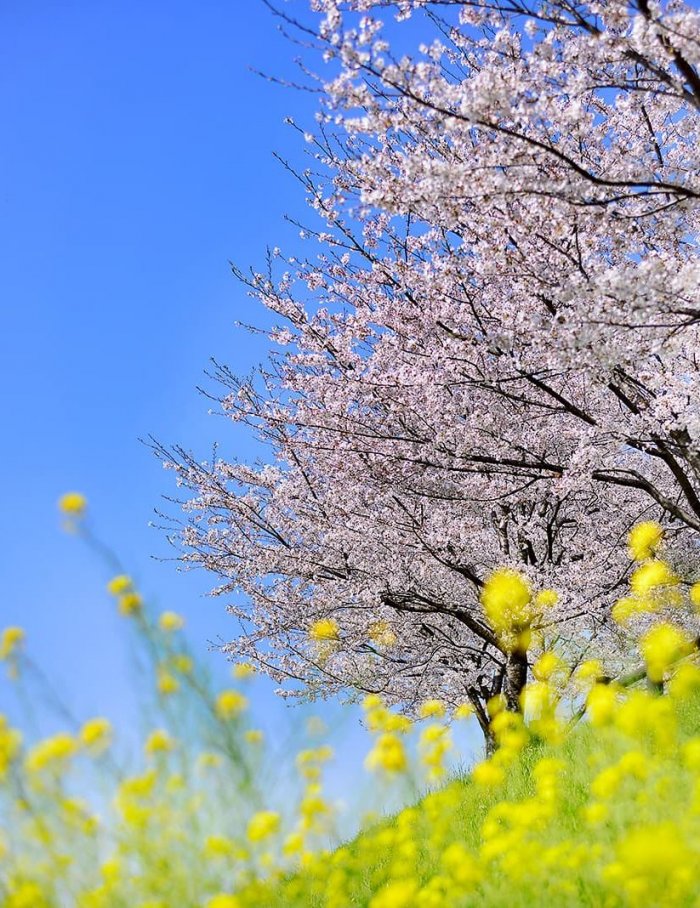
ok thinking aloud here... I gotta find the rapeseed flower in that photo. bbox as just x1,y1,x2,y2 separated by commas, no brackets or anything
0,626,25,660
170,653,193,675
419,699,446,719
690,581,700,610
247,810,280,842
533,651,566,682
117,591,143,617
205,895,241,908
535,589,559,609
309,618,340,641
215,689,248,719
157,668,180,696
25,732,77,774
158,610,185,632
481,569,533,650
79,717,112,754
369,879,418,908
628,521,664,561
0,715,22,779
365,733,408,773
630,559,677,595
58,491,87,516
144,729,173,755
107,574,132,595
640,623,691,682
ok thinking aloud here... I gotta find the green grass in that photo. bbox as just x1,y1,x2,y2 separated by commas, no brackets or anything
246,691,700,908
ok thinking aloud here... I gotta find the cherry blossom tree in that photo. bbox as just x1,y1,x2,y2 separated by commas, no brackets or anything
161,0,700,740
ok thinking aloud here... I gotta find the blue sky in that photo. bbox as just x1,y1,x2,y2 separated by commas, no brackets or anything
0,0,480,800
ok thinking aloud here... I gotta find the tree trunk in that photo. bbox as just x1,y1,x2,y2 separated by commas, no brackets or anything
503,649,528,713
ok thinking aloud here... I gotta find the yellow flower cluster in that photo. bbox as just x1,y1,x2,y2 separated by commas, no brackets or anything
0,626,25,661
308,618,340,642
8,506,700,908
25,732,78,775
0,715,22,781
480,569,557,653
215,689,249,720
612,522,691,625
106,574,143,617
363,694,411,775
247,810,280,842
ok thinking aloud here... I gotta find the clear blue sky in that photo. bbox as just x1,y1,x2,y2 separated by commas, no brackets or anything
0,0,480,800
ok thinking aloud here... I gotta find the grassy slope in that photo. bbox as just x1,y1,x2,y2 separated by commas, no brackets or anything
251,692,700,908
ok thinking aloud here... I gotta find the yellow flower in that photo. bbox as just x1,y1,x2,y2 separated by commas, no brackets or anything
441,841,482,887
640,623,691,682
157,669,179,696
203,835,236,858
535,589,559,609
618,750,649,780
630,559,677,595
582,801,609,825
628,521,664,561
101,857,121,882
309,618,340,642
532,651,566,682
454,702,474,720
215,690,249,720
247,810,280,842
117,592,142,617
586,684,618,727
0,626,25,660
472,760,505,787
365,733,408,773
232,661,255,680
690,582,700,611
682,738,700,771
170,654,193,675
669,663,700,699
612,596,644,625
487,694,506,718
481,569,533,649
0,716,22,780
58,491,87,516
205,895,241,908
25,733,77,774
608,823,693,902
107,575,132,596
419,699,446,719
79,717,112,754
370,879,419,908
197,752,223,771
6,881,49,908
363,693,384,711
144,729,173,756
244,729,264,745
158,611,184,632
283,831,305,856
573,659,604,685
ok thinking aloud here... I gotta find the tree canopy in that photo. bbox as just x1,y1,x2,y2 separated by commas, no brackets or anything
163,0,700,737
